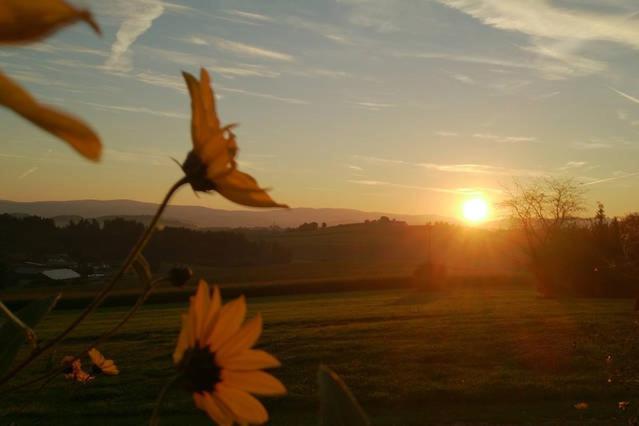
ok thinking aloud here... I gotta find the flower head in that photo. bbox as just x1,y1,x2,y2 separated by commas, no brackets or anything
0,0,102,161
88,348,119,376
181,68,287,208
174,280,286,425
574,402,588,410
61,356,94,383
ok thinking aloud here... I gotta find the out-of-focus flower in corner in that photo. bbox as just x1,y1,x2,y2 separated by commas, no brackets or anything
180,68,287,208
619,401,631,411
173,280,286,425
0,0,102,161
88,348,119,376
61,355,94,383
574,402,588,410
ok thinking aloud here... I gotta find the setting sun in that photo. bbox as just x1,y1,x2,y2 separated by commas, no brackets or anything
462,197,490,223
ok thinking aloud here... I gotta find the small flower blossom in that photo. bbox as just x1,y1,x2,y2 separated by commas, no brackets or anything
174,280,286,425
180,68,287,208
88,348,119,376
574,402,588,410
61,356,94,383
619,401,631,411
0,0,102,161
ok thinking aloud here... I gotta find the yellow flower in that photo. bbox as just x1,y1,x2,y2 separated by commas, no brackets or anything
61,355,94,383
174,280,286,425
181,68,287,208
574,401,588,410
0,0,102,161
88,348,119,376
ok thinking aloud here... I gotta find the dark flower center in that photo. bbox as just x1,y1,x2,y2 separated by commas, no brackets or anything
181,150,216,192
179,344,221,393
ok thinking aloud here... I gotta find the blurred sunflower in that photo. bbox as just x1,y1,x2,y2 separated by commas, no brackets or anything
61,355,93,383
0,0,102,160
173,280,286,425
181,68,287,208
88,348,119,376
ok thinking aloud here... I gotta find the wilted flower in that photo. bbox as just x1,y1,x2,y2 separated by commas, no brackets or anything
181,68,287,208
61,356,93,383
169,266,193,287
174,280,286,425
0,0,102,161
619,401,631,411
574,402,589,410
88,348,119,376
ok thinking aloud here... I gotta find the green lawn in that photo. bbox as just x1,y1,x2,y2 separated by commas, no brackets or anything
2,286,639,425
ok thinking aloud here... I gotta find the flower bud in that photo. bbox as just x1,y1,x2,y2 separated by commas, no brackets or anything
169,266,193,287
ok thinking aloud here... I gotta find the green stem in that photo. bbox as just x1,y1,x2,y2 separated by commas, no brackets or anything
150,374,181,426
0,300,36,347
0,176,188,386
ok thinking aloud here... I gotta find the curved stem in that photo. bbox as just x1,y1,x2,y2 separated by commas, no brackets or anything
0,176,188,386
150,374,181,426
0,300,36,347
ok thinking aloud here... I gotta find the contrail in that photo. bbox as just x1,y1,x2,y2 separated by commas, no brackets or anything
581,171,639,186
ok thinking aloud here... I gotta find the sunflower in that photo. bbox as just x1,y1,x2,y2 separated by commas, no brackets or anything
0,0,102,160
61,355,93,383
180,68,287,208
174,280,286,425
88,348,119,376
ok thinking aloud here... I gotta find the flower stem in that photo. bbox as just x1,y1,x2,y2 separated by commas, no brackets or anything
149,374,181,426
0,300,36,347
0,176,188,386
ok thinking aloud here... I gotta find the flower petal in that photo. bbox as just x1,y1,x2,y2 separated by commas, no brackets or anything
221,370,286,396
88,348,104,366
199,68,221,137
217,314,262,359
217,349,281,371
182,71,208,150
207,296,246,351
173,313,191,364
215,169,288,208
0,0,100,44
0,70,101,160
193,392,233,426
216,383,268,425
201,285,222,341
192,280,210,344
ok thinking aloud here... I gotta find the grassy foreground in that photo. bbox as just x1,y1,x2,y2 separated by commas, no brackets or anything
2,286,639,425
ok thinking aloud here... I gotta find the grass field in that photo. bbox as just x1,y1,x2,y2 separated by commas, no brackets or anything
3,286,639,425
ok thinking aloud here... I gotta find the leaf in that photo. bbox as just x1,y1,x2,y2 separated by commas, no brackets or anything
0,71,101,161
318,365,370,426
131,254,152,287
0,294,60,378
0,0,100,44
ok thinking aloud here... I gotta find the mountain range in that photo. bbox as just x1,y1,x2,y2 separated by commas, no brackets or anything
0,199,455,228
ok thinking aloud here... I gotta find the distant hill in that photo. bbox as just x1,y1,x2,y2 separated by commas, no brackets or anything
0,199,455,228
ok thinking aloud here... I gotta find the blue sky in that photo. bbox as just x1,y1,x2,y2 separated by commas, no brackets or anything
1,0,639,217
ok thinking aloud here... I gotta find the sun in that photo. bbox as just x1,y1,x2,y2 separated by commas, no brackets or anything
462,197,490,223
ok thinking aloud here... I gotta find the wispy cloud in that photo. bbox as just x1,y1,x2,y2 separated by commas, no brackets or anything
559,161,587,170
214,39,294,62
436,131,459,137
581,170,639,186
217,86,307,105
611,87,639,105
81,101,187,119
349,179,501,195
453,73,475,85
104,0,165,72
472,133,537,143
226,10,273,23
18,167,38,180
353,101,396,111
572,141,614,150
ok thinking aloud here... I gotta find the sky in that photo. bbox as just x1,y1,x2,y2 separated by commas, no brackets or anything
1,0,639,218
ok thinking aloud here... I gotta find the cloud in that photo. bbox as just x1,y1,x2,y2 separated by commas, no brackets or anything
346,164,364,171
104,0,165,72
611,87,639,105
214,39,294,62
453,73,475,84
349,179,501,195
572,141,613,150
217,87,307,105
226,10,273,22
436,131,459,137
581,170,639,186
559,161,587,170
353,101,397,110
18,167,38,180
284,16,353,45
472,133,537,143
81,101,187,119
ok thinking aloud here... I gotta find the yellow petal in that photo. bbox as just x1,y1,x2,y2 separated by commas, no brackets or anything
217,349,281,371
193,392,233,426
173,313,191,364
215,170,288,208
0,70,101,160
88,348,104,366
183,70,213,151
217,314,262,359
201,285,222,341
199,68,221,136
0,0,100,44
216,383,268,425
221,370,286,396
207,295,246,351
192,280,210,343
